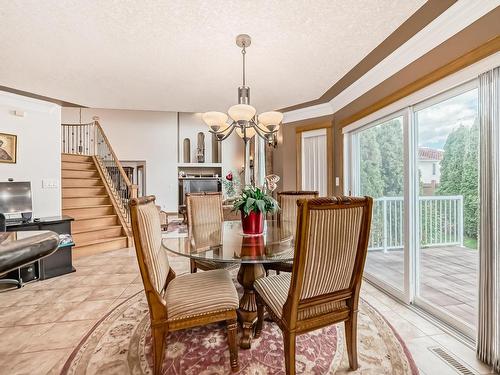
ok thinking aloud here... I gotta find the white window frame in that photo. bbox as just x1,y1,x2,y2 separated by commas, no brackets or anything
342,53,499,339
346,109,410,304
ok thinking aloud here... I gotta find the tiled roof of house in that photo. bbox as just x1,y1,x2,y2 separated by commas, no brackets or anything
418,147,443,161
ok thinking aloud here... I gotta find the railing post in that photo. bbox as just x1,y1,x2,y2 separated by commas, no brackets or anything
382,197,388,253
131,185,138,199
457,195,464,247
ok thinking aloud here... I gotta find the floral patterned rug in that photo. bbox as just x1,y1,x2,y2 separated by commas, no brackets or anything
61,291,418,375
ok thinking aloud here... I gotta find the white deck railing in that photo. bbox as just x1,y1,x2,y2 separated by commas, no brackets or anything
368,195,463,252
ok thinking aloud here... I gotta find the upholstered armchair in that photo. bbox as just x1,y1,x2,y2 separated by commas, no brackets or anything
265,191,319,274
186,192,237,273
130,196,240,374
254,196,373,374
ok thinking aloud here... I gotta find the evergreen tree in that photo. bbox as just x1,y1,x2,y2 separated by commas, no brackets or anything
375,119,404,196
359,128,384,198
460,120,479,238
437,123,479,240
437,125,468,195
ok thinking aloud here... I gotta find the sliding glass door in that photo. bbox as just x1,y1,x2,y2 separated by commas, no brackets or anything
345,80,480,337
414,84,479,333
352,114,406,294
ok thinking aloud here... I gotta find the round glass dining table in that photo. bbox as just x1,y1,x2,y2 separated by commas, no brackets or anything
162,220,295,349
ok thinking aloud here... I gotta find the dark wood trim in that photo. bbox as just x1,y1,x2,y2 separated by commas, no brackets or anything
338,35,500,127
0,85,83,107
280,0,457,112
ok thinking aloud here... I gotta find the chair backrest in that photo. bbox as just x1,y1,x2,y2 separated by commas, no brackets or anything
186,192,224,230
285,196,373,326
278,191,319,236
130,196,171,303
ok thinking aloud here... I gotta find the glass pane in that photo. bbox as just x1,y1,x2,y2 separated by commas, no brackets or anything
416,88,479,328
357,116,405,291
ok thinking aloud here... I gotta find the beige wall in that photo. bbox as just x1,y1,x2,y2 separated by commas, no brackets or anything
0,91,62,217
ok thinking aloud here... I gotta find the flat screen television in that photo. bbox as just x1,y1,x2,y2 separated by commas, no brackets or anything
0,182,33,220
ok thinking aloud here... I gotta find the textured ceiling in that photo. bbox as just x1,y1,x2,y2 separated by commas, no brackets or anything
0,0,426,112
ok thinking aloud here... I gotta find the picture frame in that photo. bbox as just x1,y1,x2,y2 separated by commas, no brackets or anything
0,132,17,164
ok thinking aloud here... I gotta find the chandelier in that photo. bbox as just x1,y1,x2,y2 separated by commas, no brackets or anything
202,34,283,145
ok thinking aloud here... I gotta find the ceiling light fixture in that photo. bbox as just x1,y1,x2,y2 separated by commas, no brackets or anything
202,34,282,146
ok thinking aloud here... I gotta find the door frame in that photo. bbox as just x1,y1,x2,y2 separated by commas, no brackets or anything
343,80,481,339
346,108,411,304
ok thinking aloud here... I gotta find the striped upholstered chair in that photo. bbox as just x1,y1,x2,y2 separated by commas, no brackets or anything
130,196,239,374
186,192,237,273
265,191,319,274
254,196,373,374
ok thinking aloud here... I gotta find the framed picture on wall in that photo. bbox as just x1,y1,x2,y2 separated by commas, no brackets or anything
0,133,17,164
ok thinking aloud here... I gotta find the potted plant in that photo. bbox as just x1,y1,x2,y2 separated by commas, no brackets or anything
233,186,279,235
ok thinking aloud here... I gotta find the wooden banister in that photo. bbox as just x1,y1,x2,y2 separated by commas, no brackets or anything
61,118,138,225
94,120,136,193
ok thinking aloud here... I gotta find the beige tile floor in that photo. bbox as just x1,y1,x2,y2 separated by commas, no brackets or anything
0,247,495,375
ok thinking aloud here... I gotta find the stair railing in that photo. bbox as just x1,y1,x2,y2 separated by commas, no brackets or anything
61,119,138,224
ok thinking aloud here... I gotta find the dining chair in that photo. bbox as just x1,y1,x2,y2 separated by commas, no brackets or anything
265,190,319,275
254,196,373,374
130,195,240,374
186,192,237,273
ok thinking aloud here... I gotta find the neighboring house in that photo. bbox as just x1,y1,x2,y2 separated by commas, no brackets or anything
418,147,443,195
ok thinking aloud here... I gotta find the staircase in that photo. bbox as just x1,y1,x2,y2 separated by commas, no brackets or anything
61,120,136,257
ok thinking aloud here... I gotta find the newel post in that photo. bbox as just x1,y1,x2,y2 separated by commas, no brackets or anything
131,185,139,199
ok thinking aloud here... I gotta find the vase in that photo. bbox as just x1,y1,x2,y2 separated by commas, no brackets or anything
241,210,264,235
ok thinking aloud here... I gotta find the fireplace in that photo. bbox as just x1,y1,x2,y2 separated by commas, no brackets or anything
178,177,222,206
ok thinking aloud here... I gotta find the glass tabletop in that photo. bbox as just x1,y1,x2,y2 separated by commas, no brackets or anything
162,220,295,264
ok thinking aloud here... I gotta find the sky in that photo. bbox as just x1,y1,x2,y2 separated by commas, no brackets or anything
417,88,478,150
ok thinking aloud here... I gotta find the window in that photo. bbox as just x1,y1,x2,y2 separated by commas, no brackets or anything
353,115,405,292
344,80,480,337
301,129,327,196
415,87,479,329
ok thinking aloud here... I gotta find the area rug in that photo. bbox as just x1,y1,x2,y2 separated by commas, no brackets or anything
61,291,418,375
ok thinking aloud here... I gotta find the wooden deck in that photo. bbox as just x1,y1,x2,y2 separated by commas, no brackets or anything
365,246,478,326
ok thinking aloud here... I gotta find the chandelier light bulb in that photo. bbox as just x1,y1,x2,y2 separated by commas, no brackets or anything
228,104,256,122
258,111,283,129
236,126,256,139
202,111,228,132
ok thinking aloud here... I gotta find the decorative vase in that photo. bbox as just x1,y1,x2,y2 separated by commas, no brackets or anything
196,132,205,163
241,210,264,235
183,138,190,163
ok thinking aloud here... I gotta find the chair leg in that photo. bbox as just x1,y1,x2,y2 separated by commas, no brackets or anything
255,298,264,338
345,312,358,370
283,331,296,375
226,319,239,372
190,259,197,273
152,326,166,375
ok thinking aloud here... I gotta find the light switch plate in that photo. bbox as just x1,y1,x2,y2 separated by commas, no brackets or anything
335,177,340,187
42,179,58,188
